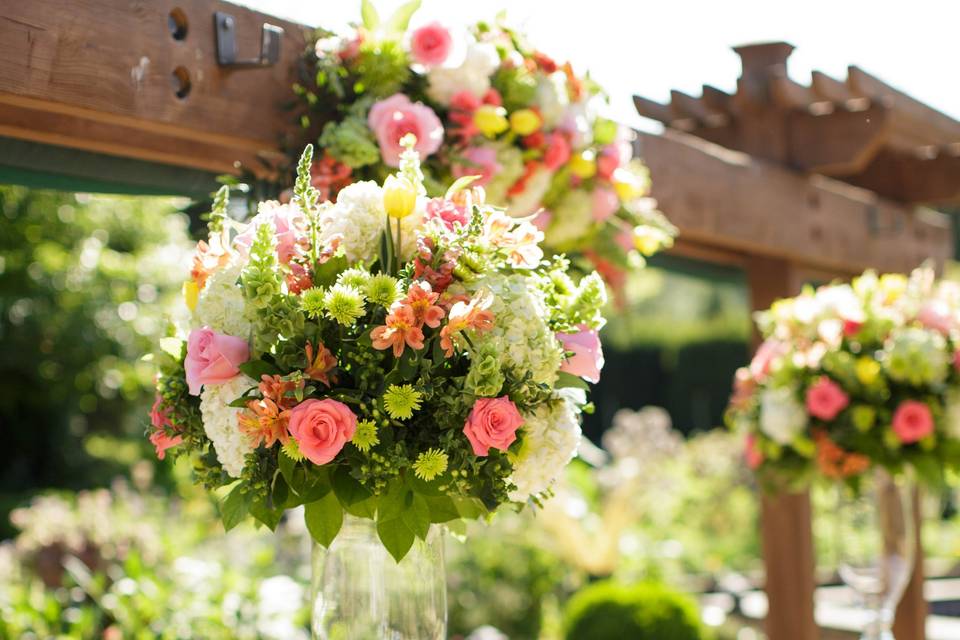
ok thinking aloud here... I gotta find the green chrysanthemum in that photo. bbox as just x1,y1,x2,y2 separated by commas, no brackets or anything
383,384,423,420
301,287,326,319
413,448,448,481
282,438,305,462
337,267,371,290
366,273,400,308
324,283,366,325
351,419,379,453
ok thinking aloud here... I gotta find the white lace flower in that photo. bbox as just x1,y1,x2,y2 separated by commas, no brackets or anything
199,374,256,477
426,41,499,105
193,259,250,338
509,394,582,501
759,386,808,445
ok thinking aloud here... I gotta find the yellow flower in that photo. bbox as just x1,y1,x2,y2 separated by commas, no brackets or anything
183,280,199,311
855,357,881,386
474,105,509,138
509,109,541,135
879,273,907,303
382,175,417,219
612,167,648,201
568,150,597,179
633,226,672,256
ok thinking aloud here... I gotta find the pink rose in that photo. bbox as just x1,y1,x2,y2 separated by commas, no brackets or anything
543,133,571,170
745,433,763,470
557,325,604,383
149,395,182,460
892,400,934,443
185,327,249,396
368,94,444,167
288,398,358,465
917,300,954,335
805,376,849,421
596,145,622,181
452,146,501,187
409,21,453,67
425,197,469,230
592,187,620,222
464,397,524,456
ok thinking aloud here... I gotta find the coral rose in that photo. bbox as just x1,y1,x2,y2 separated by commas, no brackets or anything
805,376,849,421
409,22,453,67
464,396,524,456
185,327,249,396
288,398,358,465
892,400,934,444
368,94,444,167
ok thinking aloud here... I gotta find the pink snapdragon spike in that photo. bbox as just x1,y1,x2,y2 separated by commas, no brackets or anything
463,396,524,456
892,400,934,444
805,376,849,421
288,398,358,465
557,325,604,383
184,327,250,396
368,94,444,167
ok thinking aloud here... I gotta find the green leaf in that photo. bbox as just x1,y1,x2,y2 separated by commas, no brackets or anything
249,497,282,531
555,371,590,391
271,472,291,508
220,483,250,531
445,519,467,539
401,492,431,540
377,517,415,562
332,466,372,506
360,0,380,31
159,337,184,359
444,174,480,200
278,451,298,488
304,491,344,547
377,479,408,522
385,0,421,36
343,494,378,518
238,359,280,380
424,495,459,523
313,254,348,288
453,496,488,520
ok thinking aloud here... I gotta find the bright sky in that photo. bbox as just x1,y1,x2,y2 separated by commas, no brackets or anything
237,0,960,131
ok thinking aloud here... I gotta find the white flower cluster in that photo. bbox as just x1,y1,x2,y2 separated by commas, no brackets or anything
426,41,499,105
759,386,808,445
470,273,562,386
199,374,256,478
194,259,250,338
509,392,582,501
319,181,422,263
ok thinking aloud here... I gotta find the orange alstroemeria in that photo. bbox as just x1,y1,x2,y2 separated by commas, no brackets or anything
258,374,301,410
371,305,425,358
191,236,231,290
238,398,290,448
813,429,870,479
439,294,495,357
402,282,446,329
304,341,337,387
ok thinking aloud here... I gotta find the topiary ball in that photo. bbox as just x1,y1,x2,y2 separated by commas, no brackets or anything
563,580,705,640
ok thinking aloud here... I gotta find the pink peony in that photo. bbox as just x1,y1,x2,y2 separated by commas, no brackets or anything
464,397,524,456
149,395,182,460
543,133,571,170
452,146,501,186
424,197,469,231
368,94,444,167
745,433,763,470
185,327,249,396
892,400,934,443
557,325,604,383
917,300,954,335
592,187,620,222
805,376,849,421
409,22,453,67
288,398,358,465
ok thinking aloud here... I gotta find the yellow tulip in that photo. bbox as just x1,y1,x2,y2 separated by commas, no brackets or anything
568,150,597,179
612,167,646,201
633,226,668,256
473,105,509,138
509,109,541,135
183,280,199,312
382,175,417,219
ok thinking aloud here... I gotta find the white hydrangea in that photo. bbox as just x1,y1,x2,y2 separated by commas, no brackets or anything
199,374,256,478
469,273,562,386
759,386,808,445
509,393,582,501
544,190,593,249
193,259,250,338
319,181,422,262
426,41,499,105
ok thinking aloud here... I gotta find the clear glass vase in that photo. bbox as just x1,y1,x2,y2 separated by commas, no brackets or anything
310,515,446,640
836,468,915,640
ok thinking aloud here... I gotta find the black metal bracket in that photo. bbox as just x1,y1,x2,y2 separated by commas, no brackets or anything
214,11,283,68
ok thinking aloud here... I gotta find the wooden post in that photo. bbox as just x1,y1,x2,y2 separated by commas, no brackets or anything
894,487,926,639
747,256,818,640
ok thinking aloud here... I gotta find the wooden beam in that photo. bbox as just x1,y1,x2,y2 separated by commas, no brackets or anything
812,71,856,104
636,129,952,275
670,90,730,128
847,147,960,205
786,103,889,175
633,95,673,125
0,0,307,176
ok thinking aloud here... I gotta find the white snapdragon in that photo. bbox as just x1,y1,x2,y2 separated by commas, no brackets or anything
509,393,582,501
426,41,499,106
759,386,808,445
199,374,256,477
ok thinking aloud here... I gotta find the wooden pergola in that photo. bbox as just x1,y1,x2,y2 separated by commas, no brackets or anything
1,3,956,637
636,42,959,640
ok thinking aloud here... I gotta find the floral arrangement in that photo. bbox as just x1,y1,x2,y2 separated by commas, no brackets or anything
292,1,675,297
149,139,606,560
726,266,960,488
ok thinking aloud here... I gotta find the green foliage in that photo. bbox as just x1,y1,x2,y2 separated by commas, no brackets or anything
319,116,381,169
354,40,411,98
563,580,705,640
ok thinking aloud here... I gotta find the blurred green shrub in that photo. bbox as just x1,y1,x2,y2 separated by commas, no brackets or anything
562,580,705,640
0,187,192,530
